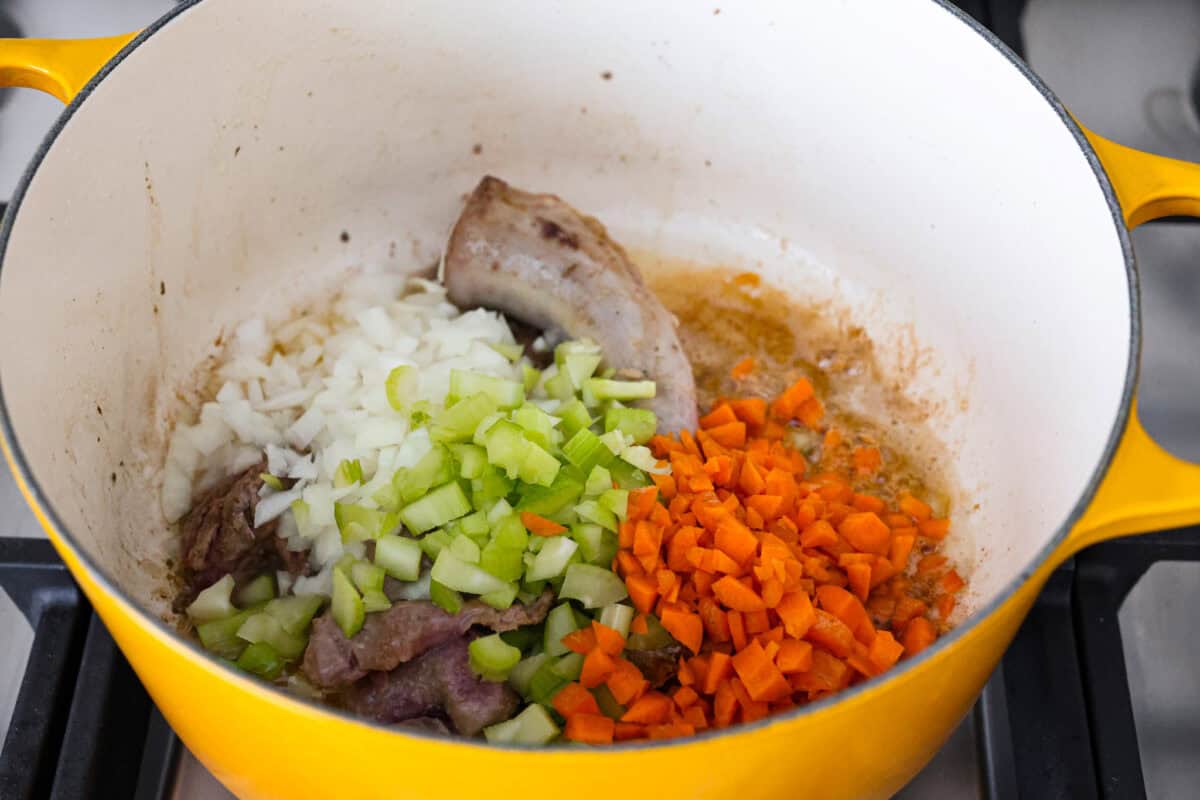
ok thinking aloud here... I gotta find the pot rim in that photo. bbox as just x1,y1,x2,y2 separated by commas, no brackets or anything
0,0,1139,752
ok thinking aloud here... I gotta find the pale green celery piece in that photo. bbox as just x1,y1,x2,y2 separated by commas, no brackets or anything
599,429,629,456
525,537,578,582
449,369,525,409
598,604,635,639
235,573,276,608
592,685,625,720
371,480,403,513
483,716,522,744
620,445,662,473
542,602,580,657
290,499,313,537
492,513,530,550
510,704,561,744
529,661,569,706
409,400,433,427
487,498,514,524
331,568,365,638
395,445,453,503
521,578,548,597
236,612,307,660
334,502,400,543
554,339,602,369
386,365,418,411
608,458,650,490
264,595,324,635
488,342,524,362
450,443,489,480
399,481,472,534
571,524,618,567
333,458,364,488
584,465,613,497
473,467,515,508
431,549,509,595
553,651,585,681
484,420,530,479
479,582,519,610
562,353,603,390
449,533,482,564
460,510,490,536
516,440,560,487
351,561,386,594
187,574,237,623
584,377,656,402
627,613,674,651
431,393,499,443
473,412,506,446
480,540,525,583
260,473,285,491
556,399,593,439
418,529,452,559
374,534,422,581
575,499,618,532
599,488,629,520
508,653,550,698
558,563,629,609
542,371,574,401
235,641,285,680
512,404,560,450
430,580,464,613
516,469,584,517
603,407,657,445
361,589,392,613
522,364,541,393
499,625,542,652
561,428,614,474
197,609,254,659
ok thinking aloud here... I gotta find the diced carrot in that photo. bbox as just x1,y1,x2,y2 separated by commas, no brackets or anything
633,520,662,560
647,722,697,740
713,680,738,727
626,487,659,522
851,446,882,475
698,596,731,642
738,458,766,495
565,713,615,745
712,576,766,612
919,517,951,540
890,532,916,572
672,685,700,709
700,403,739,429
939,569,966,594
520,511,567,536
823,427,843,449
796,396,824,428
580,648,617,689
667,526,701,572
870,557,897,589
630,613,650,635
898,494,932,521
592,621,627,656
682,705,710,730
935,594,957,619
730,357,757,380
729,398,767,427
707,422,747,449
621,691,673,725
618,521,637,550
916,554,949,577
729,677,769,722
650,471,677,499
745,494,784,521
805,609,855,657
659,605,704,654
605,659,649,705
553,682,601,718
562,627,598,655
731,640,792,703
702,651,734,695
760,577,785,609
775,639,814,673
800,519,838,549
883,512,913,529
816,585,874,643
771,377,815,420
727,610,748,651
868,630,905,672
714,518,759,564
743,608,770,634
893,596,929,627
626,574,658,615
614,722,647,741
902,617,937,656
846,562,872,603
839,512,891,555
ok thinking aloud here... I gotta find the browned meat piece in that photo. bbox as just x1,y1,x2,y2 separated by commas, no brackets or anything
444,176,699,434
397,716,452,735
626,642,685,688
177,461,311,602
302,589,554,689
343,636,519,736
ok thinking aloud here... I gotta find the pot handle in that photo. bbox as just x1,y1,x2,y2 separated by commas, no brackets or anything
0,33,136,104
1066,127,1200,553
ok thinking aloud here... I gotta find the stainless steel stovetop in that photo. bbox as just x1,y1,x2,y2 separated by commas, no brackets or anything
1,1,1198,797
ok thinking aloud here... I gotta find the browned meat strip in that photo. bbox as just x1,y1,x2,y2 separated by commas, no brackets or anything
343,636,519,736
444,176,699,434
177,461,310,602
626,642,685,688
302,590,554,689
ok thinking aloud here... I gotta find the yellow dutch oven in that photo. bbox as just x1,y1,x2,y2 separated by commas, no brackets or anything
3,1,1200,798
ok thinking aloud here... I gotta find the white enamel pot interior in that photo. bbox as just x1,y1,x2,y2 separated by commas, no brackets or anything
0,0,1132,794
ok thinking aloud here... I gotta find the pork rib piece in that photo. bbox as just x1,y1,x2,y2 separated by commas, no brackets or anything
443,176,698,434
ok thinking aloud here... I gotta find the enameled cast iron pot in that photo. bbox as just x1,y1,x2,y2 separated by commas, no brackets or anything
4,2,1200,797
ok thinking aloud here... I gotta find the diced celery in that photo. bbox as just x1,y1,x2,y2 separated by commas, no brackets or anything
562,353,603,390
500,625,543,652
449,533,482,564
473,412,506,446
461,510,490,536
450,443,489,480
386,365,418,411
558,563,629,609
543,602,580,657
395,445,454,504
512,404,560,450
561,428,614,474
522,578,548,597
483,716,522,744
522,364,541,393
430,580,463,613
450,370,524,409
621,445,663,473
431,393,499,443
488,498,514,523
333,458,364,488
485,420,529,479
419,529,452,559
599,429,629,455
584,465,612,497
431,549,510,595
362,589,392,613
291,499,313,537
372,480,403,513
331,568,365,638
599,604,635,639
526,537,578,582
554,339,602,368
236,641,285,680
187,574,236,623
196,609,254,659
599,488,629,520
593,684,626,720
575,499,618,532
571,524,618,567
493,513,530,549
351,561,386,594
399,482,472,534
529,661,569,705
508,653,549,698
604,407,657,445
486,703,560,744
409,400,433,427
542,371,575,401
236,612,307,660
479,582,519,610
609,458,650,489
517,442,561,487
374,534,422,581
627,613,674,651
553,651,585,681
264,595,324,635
334,502,400,543
472,465,515,508
488,342,524,362
556,399,593,439
236,573,277,608
517,469,584,516
585,378,655,401
260,473,285,491
480,540,525,583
